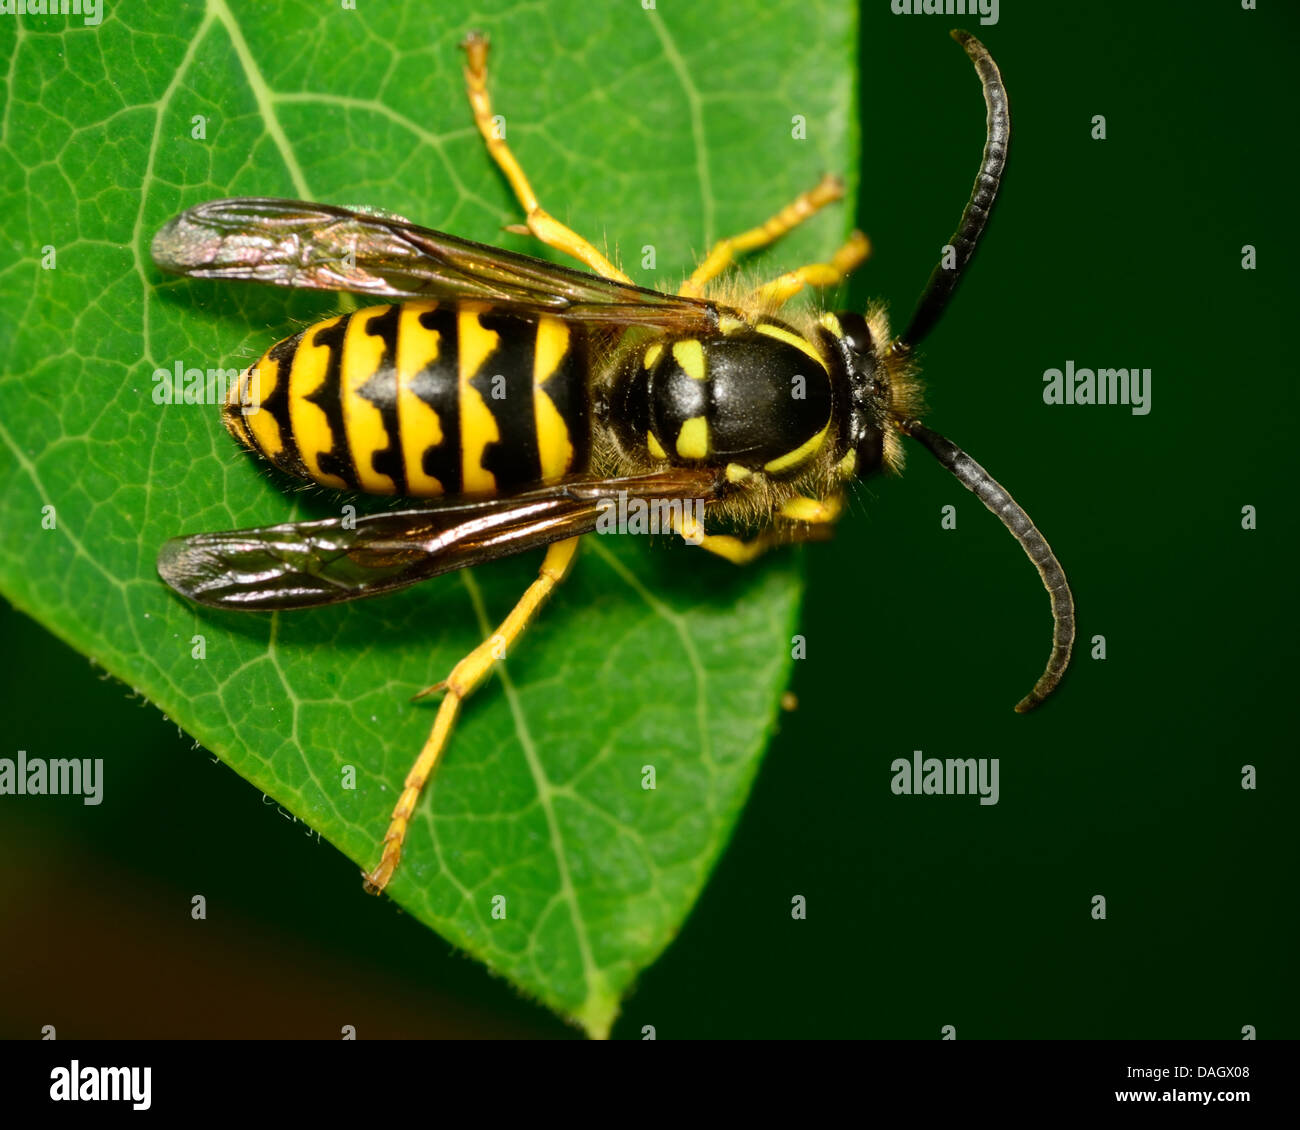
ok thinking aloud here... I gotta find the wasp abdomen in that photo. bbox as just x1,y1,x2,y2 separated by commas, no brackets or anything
225,301,592,498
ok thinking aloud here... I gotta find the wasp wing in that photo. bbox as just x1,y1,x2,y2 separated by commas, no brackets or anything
151,197,726,334
158,470,723,611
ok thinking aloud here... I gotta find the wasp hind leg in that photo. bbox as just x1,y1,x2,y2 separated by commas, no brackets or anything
362,536,581,894
461,32,632,284
678,174,850,298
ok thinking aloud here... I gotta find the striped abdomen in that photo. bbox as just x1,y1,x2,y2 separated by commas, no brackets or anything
224,301,591,497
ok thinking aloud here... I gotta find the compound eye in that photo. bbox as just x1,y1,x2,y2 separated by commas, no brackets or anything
836,311,873,358
854,426,884,477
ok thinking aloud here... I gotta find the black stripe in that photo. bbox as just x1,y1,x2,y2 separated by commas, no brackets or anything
356,305,405,494
411,305,461,495
609,346,652,457
473,311,541,489
259,330,311,481
303,315,357,489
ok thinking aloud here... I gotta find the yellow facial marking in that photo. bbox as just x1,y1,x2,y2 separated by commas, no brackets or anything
643,342,663,369
672,339,706,381
676,416,710,460
646,431,667,460
341,305,397,494
763,418,830,475
289,315,348,490
756,321,828,372
395,302,445,496
534,316,574,481
458,304,500,494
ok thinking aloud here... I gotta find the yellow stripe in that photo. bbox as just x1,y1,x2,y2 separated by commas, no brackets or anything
764,417,830,475
676,416,710,460
396,301,445,496
341,305,397,494
458,304,500,494
289,315,348,489
646,431,667,460
244,348,284,458
756,321,828,372
643,342,663,369
672,339,706,381
533,316,573,481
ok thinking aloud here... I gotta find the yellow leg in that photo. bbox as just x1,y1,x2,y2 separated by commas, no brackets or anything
776,494,843,524
751,232,871,307
672,495,841,564
363,536,581,894
692,528,782,565
679,173,846,298
461,32,632,283
669,507,769,562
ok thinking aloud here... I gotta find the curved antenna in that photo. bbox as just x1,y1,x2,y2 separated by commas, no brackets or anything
902,420,1074,712
893,30,1010,354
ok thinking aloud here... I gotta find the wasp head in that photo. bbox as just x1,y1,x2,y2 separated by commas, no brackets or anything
821,310,913,479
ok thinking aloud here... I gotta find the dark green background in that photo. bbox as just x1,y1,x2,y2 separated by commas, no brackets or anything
2,1,1295,1038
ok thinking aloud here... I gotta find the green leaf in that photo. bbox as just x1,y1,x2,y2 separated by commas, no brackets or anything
0,0,857,1036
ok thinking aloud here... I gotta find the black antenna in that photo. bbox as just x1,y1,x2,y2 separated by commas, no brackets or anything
902,420,1075,712
892,30,1010,354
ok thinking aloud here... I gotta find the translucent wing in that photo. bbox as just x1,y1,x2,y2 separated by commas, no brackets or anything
151,197,727,333
158,470,724,611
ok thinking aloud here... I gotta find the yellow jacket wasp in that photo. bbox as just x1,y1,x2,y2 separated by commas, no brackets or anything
152,31,1074,893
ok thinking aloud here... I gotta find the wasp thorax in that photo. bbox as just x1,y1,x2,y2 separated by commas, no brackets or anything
616,321,835,477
